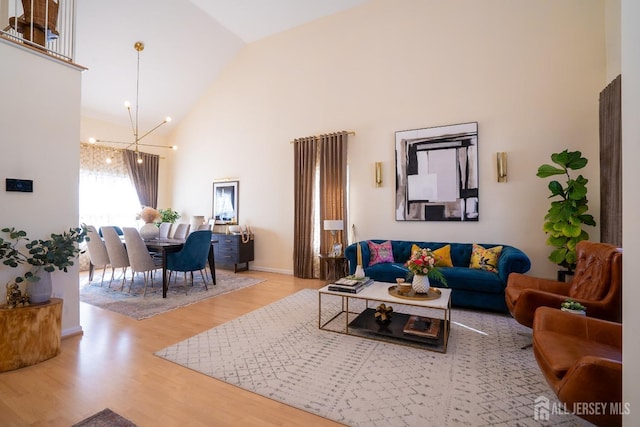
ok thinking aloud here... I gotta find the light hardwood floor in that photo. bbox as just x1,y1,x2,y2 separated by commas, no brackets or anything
0,270,343,427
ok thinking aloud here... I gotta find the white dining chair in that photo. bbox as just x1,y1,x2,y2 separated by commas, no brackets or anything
172,223,190,239
85,225,110,286
158,222,172,239
123,227,162,296
101,226,130,289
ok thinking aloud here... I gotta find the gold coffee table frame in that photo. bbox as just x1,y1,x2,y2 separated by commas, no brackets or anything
318,282,452,353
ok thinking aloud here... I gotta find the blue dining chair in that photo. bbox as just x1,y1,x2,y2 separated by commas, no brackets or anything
167,230,212,294
98,226,124,238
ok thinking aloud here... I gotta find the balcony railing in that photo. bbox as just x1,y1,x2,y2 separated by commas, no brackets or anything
0,0,75,61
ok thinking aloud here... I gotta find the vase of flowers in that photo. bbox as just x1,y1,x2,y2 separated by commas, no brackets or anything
405,247,447,293
411,273,430,293
138,207,161,240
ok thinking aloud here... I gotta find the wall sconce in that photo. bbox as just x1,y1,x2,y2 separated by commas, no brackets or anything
375,162,382,187
497,152,507,183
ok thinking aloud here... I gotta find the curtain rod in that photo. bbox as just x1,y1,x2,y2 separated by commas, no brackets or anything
80,142,167,159
290,130,356,143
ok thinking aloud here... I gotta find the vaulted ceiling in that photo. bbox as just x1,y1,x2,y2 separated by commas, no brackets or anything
76,0,369,135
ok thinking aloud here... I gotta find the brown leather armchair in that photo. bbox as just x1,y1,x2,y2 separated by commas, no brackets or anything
505,241,621,328
533,307,622,427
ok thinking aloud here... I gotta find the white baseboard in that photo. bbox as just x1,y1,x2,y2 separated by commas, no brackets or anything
62,325,83,338
250,266,293,275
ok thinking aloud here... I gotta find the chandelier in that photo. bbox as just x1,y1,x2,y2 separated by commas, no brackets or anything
88,41,177,164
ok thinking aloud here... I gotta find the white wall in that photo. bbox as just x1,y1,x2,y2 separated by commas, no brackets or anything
622,0,640,423
169,0,606,279
606,0,622,82
0,40,83,335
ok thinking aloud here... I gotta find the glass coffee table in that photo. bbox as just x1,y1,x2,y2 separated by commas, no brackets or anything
318,281,452,353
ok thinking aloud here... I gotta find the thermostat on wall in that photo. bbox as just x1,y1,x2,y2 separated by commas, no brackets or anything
6,178,33,193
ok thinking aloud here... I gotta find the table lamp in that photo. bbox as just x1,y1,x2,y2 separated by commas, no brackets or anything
323,219,343,256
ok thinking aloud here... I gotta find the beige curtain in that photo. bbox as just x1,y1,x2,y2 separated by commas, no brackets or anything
123,150,160,209
293,137,318,278
319,133,348,258
599,74,622,246
293,131,349,278
79,143,141,270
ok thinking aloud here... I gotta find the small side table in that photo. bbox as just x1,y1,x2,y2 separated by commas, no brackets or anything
319,254,349,282
0,298,62,372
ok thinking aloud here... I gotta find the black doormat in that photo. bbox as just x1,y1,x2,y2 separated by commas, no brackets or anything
71,408,137,427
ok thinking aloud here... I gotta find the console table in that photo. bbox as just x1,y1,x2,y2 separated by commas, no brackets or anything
0,298,62,372
318,254,349,281
213,233,254,272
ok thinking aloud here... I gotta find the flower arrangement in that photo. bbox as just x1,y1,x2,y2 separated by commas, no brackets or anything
405,247,447,285
139,207,161,224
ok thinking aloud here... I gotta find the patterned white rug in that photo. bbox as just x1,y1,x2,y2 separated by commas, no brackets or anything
155,289,589,426
80,270,264,320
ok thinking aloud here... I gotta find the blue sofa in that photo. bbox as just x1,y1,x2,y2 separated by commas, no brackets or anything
344,240,531,313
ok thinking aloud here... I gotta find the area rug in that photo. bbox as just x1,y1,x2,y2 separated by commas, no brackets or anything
80,270,264,320
155,289,586,426
72,408,137,427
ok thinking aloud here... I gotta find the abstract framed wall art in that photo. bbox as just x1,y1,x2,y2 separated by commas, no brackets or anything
395,122,479,221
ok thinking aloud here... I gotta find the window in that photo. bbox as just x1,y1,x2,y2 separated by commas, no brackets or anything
79,144,140,229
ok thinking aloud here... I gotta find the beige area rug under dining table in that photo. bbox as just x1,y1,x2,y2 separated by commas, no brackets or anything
80,270,264,320
155,289,588,427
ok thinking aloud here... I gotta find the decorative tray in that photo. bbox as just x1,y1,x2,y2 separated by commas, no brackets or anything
388,285,442,301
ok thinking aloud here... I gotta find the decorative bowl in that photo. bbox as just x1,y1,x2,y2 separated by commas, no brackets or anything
395,278,412,295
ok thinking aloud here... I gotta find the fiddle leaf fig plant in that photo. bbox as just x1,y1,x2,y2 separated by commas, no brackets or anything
537,150,596,271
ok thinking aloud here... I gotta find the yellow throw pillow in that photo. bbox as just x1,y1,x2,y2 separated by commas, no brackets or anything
411,244,453,267
469,244,502,273
433,245,453,267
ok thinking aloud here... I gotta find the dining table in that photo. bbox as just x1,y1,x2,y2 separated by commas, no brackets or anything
89,234,219,298
144,237,219,298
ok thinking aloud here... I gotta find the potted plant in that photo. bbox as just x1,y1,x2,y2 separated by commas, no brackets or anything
159,208,180,224
0,225,88,304
560,299,586,315
404,247,447,293
536,150,596,276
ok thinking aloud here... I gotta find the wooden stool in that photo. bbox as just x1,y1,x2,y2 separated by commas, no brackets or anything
0,298,62,372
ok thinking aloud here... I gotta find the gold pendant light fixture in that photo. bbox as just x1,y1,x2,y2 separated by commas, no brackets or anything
88,41,177,163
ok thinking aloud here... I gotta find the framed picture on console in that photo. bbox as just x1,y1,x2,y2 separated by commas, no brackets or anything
330,243,343,258
395,122,479,222
212,180,239,224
